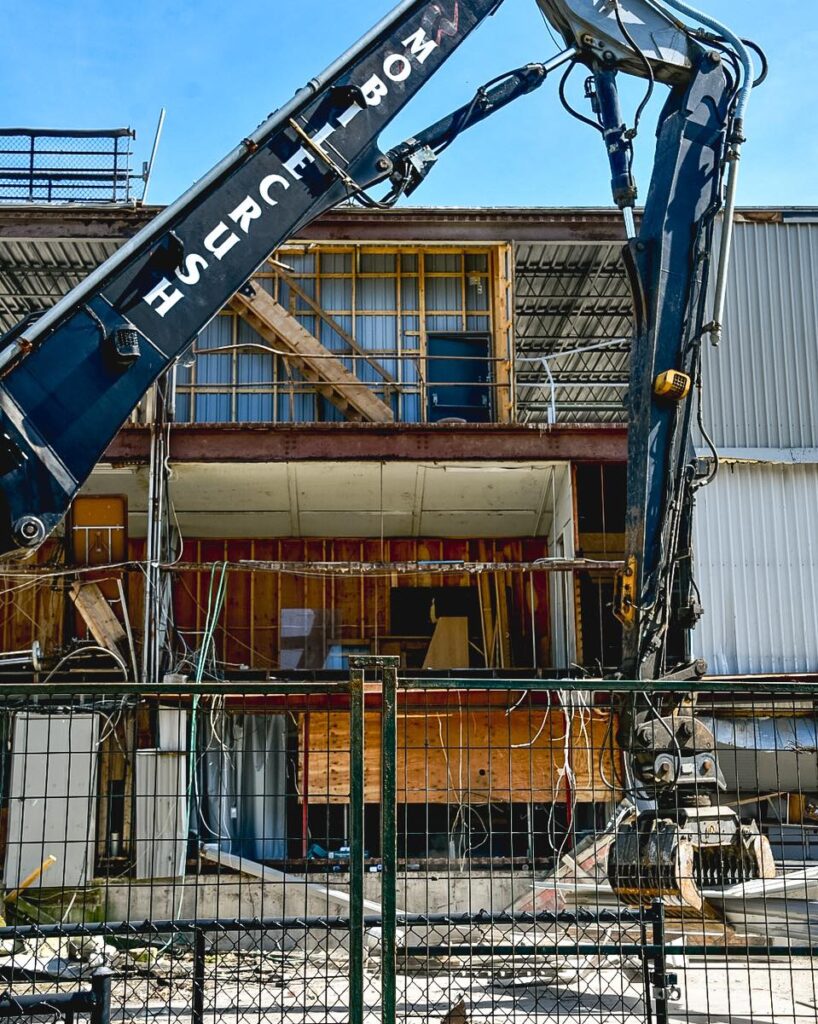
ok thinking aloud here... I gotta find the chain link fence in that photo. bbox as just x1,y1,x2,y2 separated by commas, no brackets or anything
0,673,813,1022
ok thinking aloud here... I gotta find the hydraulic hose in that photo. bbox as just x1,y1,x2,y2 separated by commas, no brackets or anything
657,0,754,124
658,0,756,346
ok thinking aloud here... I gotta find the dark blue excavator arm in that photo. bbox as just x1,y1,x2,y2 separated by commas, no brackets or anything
0,1,738,639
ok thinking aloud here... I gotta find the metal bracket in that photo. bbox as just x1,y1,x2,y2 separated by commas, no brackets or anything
288,118,366,195
349,654,400,671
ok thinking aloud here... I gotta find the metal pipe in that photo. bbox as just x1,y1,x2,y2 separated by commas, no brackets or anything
655,1,755,349
0,641,41,670
650,900,669,1024
141,384,164,684
541,356,557,424
380,659,399,1024
90,968,113,1024
116,578,139,683
348,663,366,1024
140,107,166,205
301,712,310,859
709,151,740,346
192,927,206,1024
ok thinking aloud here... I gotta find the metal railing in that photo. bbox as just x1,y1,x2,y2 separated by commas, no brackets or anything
0,128,144,204
174,350,514,425
0,672,813,1022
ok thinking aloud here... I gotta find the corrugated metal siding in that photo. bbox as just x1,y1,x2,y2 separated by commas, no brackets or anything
693,462,818,675
702,222,818,449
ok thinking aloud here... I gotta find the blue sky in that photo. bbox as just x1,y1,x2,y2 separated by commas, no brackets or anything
3,1,815,208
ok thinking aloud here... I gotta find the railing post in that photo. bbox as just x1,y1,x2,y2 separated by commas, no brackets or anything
380,657,399,1024
349,660,366,1024
650,899,669,1024
90,967,113,1024
192,926,206,1024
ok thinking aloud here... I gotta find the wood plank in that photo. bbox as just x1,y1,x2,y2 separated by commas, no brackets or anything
275,267,397,384
491,243,515,423
422,617,469,670
70,581,127,653
231,286,394,424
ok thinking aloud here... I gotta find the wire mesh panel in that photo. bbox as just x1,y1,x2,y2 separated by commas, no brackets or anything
381,677,818,1024
0,129,141,204
0,677,814,1023
0,682,359,1023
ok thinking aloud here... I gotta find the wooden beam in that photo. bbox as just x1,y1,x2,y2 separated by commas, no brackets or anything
70,581,126,653
275,267,397,385
231,286,394,424
492,244,515,424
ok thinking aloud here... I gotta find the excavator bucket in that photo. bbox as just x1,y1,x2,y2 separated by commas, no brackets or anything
608,806,776,920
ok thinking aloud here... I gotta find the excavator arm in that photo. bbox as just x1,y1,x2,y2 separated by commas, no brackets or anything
540,1,774,917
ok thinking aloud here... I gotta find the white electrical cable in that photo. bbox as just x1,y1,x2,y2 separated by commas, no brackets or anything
41,644,128,683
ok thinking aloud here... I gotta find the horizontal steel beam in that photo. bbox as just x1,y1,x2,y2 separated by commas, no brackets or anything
105,422,628,464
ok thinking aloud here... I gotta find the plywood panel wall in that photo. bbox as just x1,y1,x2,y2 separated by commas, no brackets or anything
301,707,621,805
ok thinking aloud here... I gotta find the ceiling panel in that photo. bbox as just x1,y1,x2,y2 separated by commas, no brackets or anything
81,460,565,540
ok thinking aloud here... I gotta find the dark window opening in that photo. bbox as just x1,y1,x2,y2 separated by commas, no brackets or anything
390,586,483,669
575,463,627,535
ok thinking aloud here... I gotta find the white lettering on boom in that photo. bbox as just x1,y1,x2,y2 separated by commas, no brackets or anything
143,25,445,320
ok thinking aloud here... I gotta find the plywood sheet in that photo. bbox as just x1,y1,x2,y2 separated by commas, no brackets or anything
422,617,469,669
301,707,621,805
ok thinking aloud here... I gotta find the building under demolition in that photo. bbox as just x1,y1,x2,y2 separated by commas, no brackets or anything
0,134,816,1022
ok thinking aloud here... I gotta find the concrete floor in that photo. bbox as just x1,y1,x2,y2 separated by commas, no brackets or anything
6,949,810,1024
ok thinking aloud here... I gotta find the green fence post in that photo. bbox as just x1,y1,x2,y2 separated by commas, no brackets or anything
380,657,399,1024
349,659,366,1024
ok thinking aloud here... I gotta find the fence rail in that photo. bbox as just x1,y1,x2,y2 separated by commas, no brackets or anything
0,670,813,1022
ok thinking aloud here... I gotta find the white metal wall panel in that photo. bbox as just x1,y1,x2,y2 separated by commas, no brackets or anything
702,221,818,449
550,463,577,669
693,462,818,675
134,751,187,880
4,713,99,889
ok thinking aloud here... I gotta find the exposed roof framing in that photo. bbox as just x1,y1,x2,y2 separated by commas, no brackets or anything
0,237,119,331
514,241,633,425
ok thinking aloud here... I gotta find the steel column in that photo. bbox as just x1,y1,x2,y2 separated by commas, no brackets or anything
380,657,399,1024
349,661,366,1024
